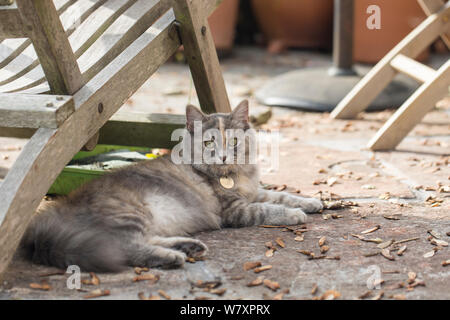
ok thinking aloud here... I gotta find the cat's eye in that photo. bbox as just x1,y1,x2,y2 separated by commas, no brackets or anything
204,140,215,148
229,137,239,147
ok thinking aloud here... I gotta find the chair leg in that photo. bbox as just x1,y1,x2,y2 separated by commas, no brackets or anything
331,2,450,119
368,59,450,151
172,0,231,114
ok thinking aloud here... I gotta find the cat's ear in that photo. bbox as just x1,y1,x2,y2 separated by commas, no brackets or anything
186,104,205,132
231,100,249,123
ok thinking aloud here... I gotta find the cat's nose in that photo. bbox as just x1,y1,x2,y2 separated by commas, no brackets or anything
222,156,227,162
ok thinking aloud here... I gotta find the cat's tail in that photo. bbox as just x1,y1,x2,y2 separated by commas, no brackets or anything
20,206,128,273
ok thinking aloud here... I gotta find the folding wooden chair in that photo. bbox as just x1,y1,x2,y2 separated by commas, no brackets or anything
0,0,230,279
331,0,450,151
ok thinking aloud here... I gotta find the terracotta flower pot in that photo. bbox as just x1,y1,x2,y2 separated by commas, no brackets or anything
251,0,333,54
354,0,428,63
208,0,240,53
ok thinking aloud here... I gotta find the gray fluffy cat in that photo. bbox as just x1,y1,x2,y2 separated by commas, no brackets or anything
21,100,323,272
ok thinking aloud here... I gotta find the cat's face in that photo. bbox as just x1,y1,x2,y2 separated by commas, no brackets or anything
185,100,255,176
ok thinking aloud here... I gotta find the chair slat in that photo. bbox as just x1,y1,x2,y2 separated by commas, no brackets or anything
0,0,169,94
0,0,77,68
0,0,104,86
0,93,74,128
390,54,437,83
79,0,171,82
0,0,139,93
15,0,83,95
69,0,137,58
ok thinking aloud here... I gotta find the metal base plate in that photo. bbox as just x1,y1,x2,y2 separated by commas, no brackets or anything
255,66,419,112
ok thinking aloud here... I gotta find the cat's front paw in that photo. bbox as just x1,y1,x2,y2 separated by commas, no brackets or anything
171,239,208,258
285,208,308,225
146,249,186,269
296,197,323,213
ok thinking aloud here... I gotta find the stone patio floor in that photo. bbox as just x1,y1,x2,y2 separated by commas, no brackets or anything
0,47,449,300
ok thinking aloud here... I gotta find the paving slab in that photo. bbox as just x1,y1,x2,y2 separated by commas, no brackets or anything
0,47,449,300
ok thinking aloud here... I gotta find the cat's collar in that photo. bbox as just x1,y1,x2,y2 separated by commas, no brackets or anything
219,176,234,189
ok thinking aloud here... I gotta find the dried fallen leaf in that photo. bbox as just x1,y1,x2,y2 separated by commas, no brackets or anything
381,249,395,261
243,261,262,271
311,283,318,295
364,252,380,257
407,279,425,289
320,290,341,300
428,230,442,239
133,273,160,284
407,272,417,284
327,177,338,187
265,249,274,258
247,277,264,287
84,289,110,299
193,280,222,289
371,291,384,300
383,214,401,220
275,237,285,248
392,294,406,300
82,272,100,286
273,292,285,300
209,288,227,296
297,250,313,257
265,241,275,249
397,245,407,256
423,250,435,258
393,237,419,245
320,245,330,254
377,240,394,249
358,291,372,299
351,234,383,244
431,239,448,247
254,265,272,273
318,236,327,247
263,279,280,291
134,267,149,275
361,225,380,234
138,292,160,300
29,281,51,291
158,290,171,300
441,260,450,267
294,235,304,242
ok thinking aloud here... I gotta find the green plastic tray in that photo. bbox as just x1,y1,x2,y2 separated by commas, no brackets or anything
48,144,152,196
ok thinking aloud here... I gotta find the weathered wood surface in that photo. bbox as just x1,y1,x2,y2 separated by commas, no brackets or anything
78,0,171,83
0,9,180,281
418,0,450,48
99,112,185,148
0,5,26,38
390,54,437,83
0,0,223,94
331,2,450,119
0,0,74,68
0,93,74,128
0,0,102,86
368,59,450,150
16,0,83,94
172,0,231,114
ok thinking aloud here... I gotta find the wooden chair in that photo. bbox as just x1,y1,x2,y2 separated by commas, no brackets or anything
331,0,450,151
0,0,231,279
